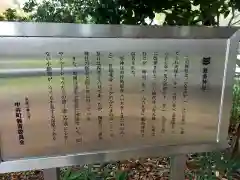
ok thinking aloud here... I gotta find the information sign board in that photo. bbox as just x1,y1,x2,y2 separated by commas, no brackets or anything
0,23,238,172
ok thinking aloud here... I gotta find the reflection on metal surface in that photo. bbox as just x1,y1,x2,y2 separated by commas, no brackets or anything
0,67,86,78
0,22,239,173
0,50,230,157
0,22,238,39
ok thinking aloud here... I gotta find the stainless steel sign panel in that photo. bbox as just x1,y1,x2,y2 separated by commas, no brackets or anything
0,22,239,172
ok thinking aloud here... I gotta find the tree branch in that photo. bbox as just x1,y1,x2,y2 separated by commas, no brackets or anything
228,9,240,26
149,19,154,25
232,19,240,26
217,12,220,27
228,7,235,26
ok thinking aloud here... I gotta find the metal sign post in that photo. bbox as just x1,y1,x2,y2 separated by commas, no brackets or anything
43,168,60,180
170,155,187,179
0,135,2,164
0,22,239,179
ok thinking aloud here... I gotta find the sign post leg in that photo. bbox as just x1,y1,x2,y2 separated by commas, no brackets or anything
0,135,2,163
170,155,186,180
43,168,60,180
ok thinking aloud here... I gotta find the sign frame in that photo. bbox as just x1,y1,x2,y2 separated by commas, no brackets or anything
0,22,239,173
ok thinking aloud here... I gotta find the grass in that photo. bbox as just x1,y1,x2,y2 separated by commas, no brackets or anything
231,76,240,124
62,165,128,180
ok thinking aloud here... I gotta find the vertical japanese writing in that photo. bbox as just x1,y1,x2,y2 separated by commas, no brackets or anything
151,52,158,136
119,56,125,136
96,52,103,140
84,52,91,121
161,53,168,133
181,56,189,134
131,52,136,76
108,53,114,137
202,57,211,91
72,57,82,143
14,102,24,145
141,52,147,137
59,52,68,142
25,97,31,121
46,52,56,141
171,52,179,132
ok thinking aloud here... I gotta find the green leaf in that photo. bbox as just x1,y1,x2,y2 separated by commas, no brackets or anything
68,171,84,180
63,168,72,180
115,171,128,180
224,10,230,18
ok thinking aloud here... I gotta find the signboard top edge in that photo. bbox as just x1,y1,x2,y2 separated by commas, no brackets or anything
0,22,238,39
